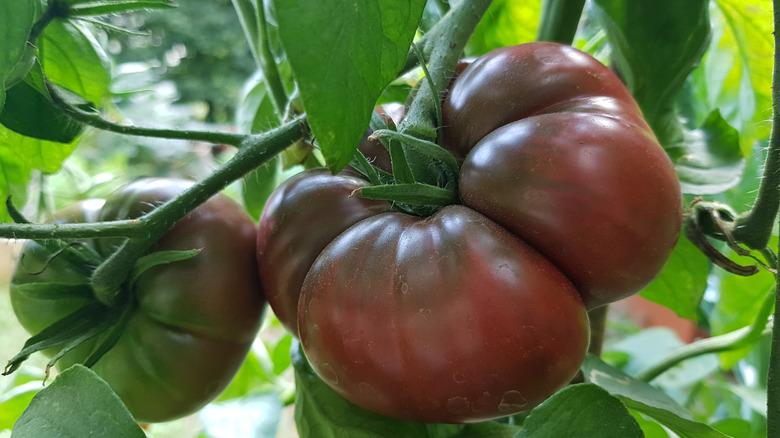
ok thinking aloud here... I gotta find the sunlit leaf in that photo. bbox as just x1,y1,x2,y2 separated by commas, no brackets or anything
272,0,426,172
697,0,773,155
466,0,542,56
0,20,110,220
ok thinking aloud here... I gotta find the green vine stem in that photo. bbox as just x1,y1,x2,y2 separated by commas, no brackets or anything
732,6,780,251
636,288,775,383
536,0,587,44
255,1,288,117
49,83,247,147
399,0,493,142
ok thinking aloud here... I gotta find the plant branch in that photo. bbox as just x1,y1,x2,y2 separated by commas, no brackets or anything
28,0,70,44
0,219,144,240
89,117,307,307
636,288,775,383
536,0,586,45
731,3,780,250
399,0,493,141
49,84,248,147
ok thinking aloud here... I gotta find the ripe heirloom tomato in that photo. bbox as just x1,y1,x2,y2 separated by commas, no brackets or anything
442,42,682,308
256,42,680,424
10,178,265,423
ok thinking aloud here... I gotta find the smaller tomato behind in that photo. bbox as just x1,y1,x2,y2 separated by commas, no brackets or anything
256,169,391,336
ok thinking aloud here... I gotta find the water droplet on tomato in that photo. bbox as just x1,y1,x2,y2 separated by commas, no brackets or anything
498,390,527,412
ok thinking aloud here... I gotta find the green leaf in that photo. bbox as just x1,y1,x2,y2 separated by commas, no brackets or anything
292,340,491,438
0,0,43,107
590,0,710,147
11,365,145,438
696,0,773,155
711,263,776,368
515,384,642,438
0,369,44,431
272,0,426,172
466,0,541,56
68,0,176,16
0,64,87,143
0,19,110,221
639,233,709,321
672,110,744,195
236,70,283,220
582,355,730,438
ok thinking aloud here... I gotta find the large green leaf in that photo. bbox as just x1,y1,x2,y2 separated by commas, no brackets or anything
582,355,730,438
640,234,710,321
271,0,426,172
590,0,710,146
0,19,110,220
11,365,145,437
694,0,773,155
515,384,642,438
0,0,43,110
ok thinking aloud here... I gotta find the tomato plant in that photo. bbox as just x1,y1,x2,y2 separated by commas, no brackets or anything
9,178,265,423
0,0,778,437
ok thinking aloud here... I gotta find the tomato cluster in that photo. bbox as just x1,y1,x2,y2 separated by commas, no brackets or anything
10,178,265,423
258,42,681,423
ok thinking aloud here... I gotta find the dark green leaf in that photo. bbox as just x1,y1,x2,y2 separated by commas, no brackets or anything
673,110,744,195
292,340,477,438
590,0,710,148
68,0,176,16
640,234,709,320
4,303,119,376
582,355,730,438
11,365,145,437
0,65,86,143
272,0,426,172
515,384,642,438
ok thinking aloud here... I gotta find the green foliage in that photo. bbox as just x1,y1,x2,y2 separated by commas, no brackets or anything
271,0,427,172
11,365,145,437
0,0,777,437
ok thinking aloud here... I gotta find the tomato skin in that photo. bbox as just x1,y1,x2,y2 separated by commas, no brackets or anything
11,178,265,423
256,169,391,336
442,42,682,308
298,205,589,423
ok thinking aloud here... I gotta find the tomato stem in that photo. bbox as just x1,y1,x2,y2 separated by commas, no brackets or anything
635,288,775,383
89,117,307,307
48,81,248,147
536,0,587,45
399,0,493,143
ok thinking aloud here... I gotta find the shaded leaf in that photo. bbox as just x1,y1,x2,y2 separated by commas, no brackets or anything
640,233,709,320
590,0,710,148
